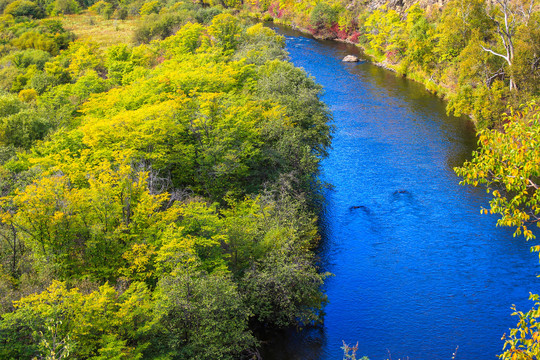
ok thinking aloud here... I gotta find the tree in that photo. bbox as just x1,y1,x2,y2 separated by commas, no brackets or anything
208,13,242,52
0,221,25,277
0,281,154,359
310,2,339,30
364,7,404,57
511,11,540,94
437,0,490,62
500,293,540,359
3,0,45,18
481,0,539,91
241,248,328,327
0,17,331,360
155,270,256,360
455,101,540,240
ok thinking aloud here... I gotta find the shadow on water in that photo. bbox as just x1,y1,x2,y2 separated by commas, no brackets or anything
261,24,540,360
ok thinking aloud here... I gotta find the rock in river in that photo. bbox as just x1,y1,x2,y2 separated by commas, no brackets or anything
342,55,359,62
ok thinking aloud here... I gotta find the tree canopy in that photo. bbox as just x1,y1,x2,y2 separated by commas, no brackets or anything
0,3,332,359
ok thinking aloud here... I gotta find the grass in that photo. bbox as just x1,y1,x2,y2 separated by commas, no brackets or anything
53,12,138,48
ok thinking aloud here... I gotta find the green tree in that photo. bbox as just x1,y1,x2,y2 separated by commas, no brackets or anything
241,247,328,327
480,0,539,91
436,0,491,62
155,269,256,360
310,2,338,30
364,7,404,57
455,101,540,240
500,293,540,360
0,280,154,359
208,13,242,52
3,0,45,18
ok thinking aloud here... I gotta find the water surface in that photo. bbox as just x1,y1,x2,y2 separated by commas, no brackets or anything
265,27,540,360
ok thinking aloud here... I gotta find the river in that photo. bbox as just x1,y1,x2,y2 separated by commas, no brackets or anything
263,27,540,360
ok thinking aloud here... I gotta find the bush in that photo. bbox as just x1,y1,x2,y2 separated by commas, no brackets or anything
0,67,18,93
38,70,109,125
88,0,113,19
113,6,128,20
241,249,327,327
133,13,188,44
12,33,58,54
0,102,50,148
0,0,11,13
3,0,45,18
48,0,80,15
18,88,37,102
310,2,339,29
208,13,242,51
194,6,221,24
37,18,65,33
139,0,160,15
233,23,286,65
127,0,144,16
8,49,51,69
156,271,256,360
0,92,26,117
43,59,71,85
29,71,57,93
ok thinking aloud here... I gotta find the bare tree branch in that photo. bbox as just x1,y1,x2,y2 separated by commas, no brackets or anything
481,44,509,62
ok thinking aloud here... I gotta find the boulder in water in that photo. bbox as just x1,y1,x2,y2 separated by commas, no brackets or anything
342,55,359,62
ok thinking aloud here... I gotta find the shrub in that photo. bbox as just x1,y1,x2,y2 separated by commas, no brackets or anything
29,71,57,93
134,13,187,44
3,0,45,18
208,13,242,51
37,18,65,33
156,271,256,360
127,0,144,16
194,6,221,24
18,88,37,102
310,2,338,29
43,59,71,85
0,67,18,92
8,49,51,69
0,0,11,13
233,23,286,65
48,0,80,15
0,92,26,117
0,94,50,148
113,6,128,20
88,0,113,19
88,0,107,13
139,0,160,15
12,32,58,54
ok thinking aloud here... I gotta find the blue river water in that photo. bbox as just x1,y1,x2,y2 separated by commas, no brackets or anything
264,28,540,360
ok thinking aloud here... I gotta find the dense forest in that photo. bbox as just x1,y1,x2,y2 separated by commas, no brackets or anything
1,0,540,358
0,1,333,359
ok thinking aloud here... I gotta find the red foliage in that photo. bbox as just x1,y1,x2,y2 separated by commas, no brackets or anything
349,31,360,43
267,2,282,18
325,23,346,39
267,3,276,16
306,25,317,35
385,50,399,64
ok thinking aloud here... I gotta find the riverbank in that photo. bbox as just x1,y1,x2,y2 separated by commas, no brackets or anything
240,0,539,131
265,28,539,360
242,11,459,117
262,13,448,100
